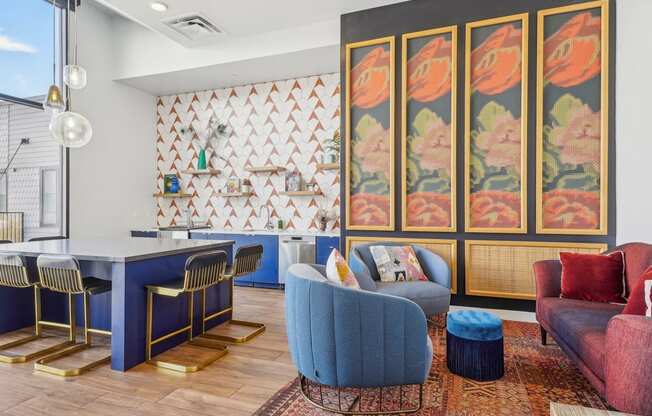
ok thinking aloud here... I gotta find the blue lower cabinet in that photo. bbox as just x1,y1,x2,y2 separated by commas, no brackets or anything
131,231,157,238
191,232,280,288
316,236,340,265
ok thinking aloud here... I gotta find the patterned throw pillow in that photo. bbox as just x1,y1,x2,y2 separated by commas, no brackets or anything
325,249,360,289
369,246,429,282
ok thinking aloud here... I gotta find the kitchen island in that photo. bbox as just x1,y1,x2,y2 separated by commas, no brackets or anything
0,238,234,371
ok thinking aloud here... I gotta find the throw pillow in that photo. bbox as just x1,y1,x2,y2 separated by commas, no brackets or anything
622,266,652,315
646,280,652,317
325,249,360,289
560,251,625,303
369,246,429,282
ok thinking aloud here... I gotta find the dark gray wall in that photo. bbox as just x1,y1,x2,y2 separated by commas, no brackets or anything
340,0,617,311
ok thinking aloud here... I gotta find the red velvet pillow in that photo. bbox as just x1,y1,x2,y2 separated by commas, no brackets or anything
560,251,625,303
622,266,652,315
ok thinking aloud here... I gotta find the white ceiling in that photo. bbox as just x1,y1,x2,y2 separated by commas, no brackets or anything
95,0,407,47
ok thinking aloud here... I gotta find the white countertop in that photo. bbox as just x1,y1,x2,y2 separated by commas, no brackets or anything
0,238,234,263
134,227,339,238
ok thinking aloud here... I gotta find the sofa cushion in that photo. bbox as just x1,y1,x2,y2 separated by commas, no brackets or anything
538,297,623,380
376,280,450,316
622,266,652,315
560,251,626,303
325,249,360,289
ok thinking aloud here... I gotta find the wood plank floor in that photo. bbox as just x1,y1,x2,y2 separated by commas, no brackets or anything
0,287,294,416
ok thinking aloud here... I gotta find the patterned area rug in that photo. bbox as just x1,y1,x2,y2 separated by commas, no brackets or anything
254,321,609,415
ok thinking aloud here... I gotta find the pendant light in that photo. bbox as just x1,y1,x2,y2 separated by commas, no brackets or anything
49,0,93,148
63,0,86,89
43,0,65,112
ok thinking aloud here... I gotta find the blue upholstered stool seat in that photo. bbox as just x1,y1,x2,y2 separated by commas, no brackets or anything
446,310,504,381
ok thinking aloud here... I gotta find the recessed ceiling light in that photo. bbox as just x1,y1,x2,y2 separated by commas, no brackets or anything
150,2,168,12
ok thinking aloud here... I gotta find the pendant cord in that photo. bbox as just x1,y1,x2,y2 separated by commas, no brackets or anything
52,0,56,85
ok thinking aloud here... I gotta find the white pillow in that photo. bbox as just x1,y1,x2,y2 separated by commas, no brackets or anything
325,249,360,289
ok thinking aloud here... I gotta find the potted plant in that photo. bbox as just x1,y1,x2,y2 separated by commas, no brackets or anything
322,129,340,164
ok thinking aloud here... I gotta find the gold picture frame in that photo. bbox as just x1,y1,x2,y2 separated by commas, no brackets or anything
345,236,458,294
536,0,609,235
345,36,396,231
401,26,458,232
464,13,529,234
465,240,607,300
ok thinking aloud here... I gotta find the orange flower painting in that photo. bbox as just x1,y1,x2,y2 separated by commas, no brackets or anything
407,36,453,102
539,4,605,232
471,24,523,95
351,47,391,109
404,30,456,230
544,12,601,88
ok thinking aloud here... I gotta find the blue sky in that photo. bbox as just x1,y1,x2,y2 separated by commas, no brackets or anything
0,0,54,99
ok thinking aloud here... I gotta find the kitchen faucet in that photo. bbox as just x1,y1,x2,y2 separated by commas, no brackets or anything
259,206,273,230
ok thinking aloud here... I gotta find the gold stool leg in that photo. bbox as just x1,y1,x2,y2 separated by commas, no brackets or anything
200,281,266,344
34,292,111,377
0,286,75,363
147,290,227,373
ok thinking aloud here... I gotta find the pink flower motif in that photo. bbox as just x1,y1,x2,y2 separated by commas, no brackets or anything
354,120,391,180
476,113,522,173
549,104,601,170
410,116,452,174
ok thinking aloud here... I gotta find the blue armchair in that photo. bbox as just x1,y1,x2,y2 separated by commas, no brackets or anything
349,242,451,317
285,264,432,414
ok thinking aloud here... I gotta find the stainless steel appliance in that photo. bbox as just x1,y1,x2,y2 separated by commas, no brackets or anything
278,235,316,284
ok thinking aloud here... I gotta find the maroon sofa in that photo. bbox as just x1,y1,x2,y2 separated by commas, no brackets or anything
534,243,652,416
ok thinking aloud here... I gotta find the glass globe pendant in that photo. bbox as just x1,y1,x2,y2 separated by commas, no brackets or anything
50,111,93,148
43,85,65,112
63,64,87,89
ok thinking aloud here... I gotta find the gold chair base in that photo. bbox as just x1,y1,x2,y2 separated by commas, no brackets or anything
34,343,111,377
0,334,76,364
201,319,266,344
147,338,228,373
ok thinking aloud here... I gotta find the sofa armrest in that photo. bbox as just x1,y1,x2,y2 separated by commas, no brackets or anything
414,247,451,289
533,260,562,299
605,315,652,415
348,249,378,291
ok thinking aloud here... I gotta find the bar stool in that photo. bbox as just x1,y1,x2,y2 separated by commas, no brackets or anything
146,250,229,373
201,244,265,343
0,253,75,363
33,254,112,377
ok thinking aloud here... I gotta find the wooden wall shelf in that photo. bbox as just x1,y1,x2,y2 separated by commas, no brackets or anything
218,192,253,197
281,190,322,196
180,169,221,175
245,165,287,174
153,193,192,198
316,163,339,171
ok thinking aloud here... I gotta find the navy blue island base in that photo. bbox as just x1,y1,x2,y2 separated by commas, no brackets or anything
0,238,234,371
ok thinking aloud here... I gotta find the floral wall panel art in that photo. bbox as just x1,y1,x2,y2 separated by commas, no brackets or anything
345,37,395,230
537,1,608,235
465,14,529,233
402,27,457,231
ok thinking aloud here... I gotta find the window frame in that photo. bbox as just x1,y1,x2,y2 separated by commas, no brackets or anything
39,166,60,227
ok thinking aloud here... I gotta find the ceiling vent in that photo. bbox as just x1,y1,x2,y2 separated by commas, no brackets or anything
163,14,222,41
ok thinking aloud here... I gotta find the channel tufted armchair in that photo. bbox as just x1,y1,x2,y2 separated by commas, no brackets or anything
348,242,451,317
285,263,432,414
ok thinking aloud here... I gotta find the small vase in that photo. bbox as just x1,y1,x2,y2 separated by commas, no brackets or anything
198,149,207,170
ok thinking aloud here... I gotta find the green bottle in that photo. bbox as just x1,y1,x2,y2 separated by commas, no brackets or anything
198,148,207,170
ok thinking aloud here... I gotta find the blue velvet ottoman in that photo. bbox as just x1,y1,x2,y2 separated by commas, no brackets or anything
446,310,504,381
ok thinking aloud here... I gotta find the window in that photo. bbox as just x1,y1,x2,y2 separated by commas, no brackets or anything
0,0,67,240
0,0,59,103
41,168,58,226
